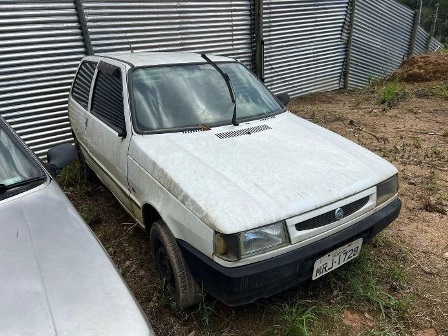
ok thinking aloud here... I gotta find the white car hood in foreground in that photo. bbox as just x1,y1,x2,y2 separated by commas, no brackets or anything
130,112,397,234
0,182,152,336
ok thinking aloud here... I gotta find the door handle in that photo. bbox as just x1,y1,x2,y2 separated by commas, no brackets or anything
85,118,88,128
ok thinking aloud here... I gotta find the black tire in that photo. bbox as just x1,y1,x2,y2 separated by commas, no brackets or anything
73,136,95,180
150,220,199,308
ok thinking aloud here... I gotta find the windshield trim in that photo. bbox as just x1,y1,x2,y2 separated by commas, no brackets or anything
0,118,47,190
127,61,286,135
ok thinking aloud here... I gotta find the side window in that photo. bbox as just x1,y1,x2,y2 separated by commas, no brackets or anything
91,62,125,133
71,61,97,109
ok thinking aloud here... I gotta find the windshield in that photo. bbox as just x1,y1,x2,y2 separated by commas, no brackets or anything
0,127,43,188
131,62,283,132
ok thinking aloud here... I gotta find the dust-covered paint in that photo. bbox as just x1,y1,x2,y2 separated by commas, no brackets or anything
128,111,397,235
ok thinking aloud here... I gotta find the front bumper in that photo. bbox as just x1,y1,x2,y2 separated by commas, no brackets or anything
178,198,402,306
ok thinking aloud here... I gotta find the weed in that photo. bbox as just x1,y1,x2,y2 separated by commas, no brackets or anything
407,107,419,114
430,146,444,159
56,160,83,190
326,247,410,321
368,75,380,87
422,170,447,214
421,83,448,98
379,82,407,109
412,137,422,149
271,301,317,336
80,203,101,225
190,292,234,335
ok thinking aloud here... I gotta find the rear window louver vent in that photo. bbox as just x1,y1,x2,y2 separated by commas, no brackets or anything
215,125,272,139
295,196,369,232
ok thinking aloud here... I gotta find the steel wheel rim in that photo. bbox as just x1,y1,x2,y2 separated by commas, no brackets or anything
155,240,175,293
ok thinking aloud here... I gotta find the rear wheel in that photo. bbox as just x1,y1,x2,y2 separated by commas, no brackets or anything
150,220,199,308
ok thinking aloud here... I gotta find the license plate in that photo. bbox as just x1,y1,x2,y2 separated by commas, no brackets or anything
312,238,363,280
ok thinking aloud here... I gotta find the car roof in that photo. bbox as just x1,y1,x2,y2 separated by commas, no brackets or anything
96,51,236,67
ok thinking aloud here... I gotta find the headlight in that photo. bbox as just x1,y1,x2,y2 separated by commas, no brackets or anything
376,174,398,206
214,221,289,261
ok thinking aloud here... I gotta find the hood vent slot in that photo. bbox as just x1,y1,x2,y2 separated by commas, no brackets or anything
183,129,207,134
259,115,276,121
216,125,272,139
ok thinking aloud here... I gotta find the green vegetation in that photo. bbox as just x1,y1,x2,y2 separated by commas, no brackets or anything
412,137,422,148
269,303,317,336
379,82,407,109
422,170,447,215
398,0,448,44
424,83,448,98
159,236,413,335
56,160,101,225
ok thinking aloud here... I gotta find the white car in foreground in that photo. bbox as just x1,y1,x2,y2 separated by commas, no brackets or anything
0,117,154,335
68,52,401,308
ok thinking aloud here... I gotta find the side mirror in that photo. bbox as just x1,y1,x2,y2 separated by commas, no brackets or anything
46,143,78,177
276,92,290,106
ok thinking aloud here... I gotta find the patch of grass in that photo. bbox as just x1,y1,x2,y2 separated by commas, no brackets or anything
80,203,101,225
56,160,83,190
189,292,235,336
56,160,102,225
430,146,445,160
263,302,317,336
412,137,422,149
386,263,407,293
368,75,380,87
420,83,448,98
422,170,447,215
261,237,412,335
332,252,403,317
378,82,407,109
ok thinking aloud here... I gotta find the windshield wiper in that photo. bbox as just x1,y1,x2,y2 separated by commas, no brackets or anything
0,176,46,194
201,54,239,126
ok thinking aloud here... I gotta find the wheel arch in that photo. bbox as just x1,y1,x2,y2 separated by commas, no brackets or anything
142,202,162,231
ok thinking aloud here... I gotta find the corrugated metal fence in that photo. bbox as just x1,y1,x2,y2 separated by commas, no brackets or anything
348,0,415,88
82,1,254,67
0,0,443,157
263,0,350,96
0,1,86,157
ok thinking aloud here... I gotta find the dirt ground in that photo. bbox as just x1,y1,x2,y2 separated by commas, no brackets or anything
289,79,448,334
61,51,447,335
394,52,448,82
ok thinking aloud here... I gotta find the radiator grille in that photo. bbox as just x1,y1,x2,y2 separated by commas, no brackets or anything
295,196,369,232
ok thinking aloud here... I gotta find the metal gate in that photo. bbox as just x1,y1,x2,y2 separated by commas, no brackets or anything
0,1,86,157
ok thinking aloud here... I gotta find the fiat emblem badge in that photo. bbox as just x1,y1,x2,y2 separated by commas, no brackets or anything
335,208,344,220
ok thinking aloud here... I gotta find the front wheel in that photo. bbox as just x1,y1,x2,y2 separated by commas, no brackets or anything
150,220,199,308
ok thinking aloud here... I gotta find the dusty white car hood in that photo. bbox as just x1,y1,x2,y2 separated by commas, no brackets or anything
130,112,397,234
0,181,152,336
